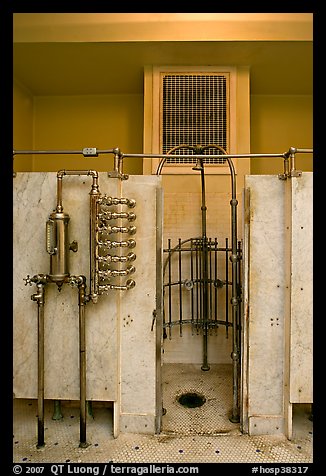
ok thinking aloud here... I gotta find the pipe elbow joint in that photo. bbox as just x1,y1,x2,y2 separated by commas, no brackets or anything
87,170,98,179
31,292,42,302
113,147,122,157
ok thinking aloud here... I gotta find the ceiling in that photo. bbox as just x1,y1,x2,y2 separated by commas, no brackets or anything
13,40,313,97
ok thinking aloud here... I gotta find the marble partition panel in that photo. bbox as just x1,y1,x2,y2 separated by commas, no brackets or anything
243,173,313,436
14,172,162,435
244,175,286,434
119,175,162,433
13,172,119,401
290,173,313,403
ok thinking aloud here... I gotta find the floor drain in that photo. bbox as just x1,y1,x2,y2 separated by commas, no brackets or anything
177,392,206,408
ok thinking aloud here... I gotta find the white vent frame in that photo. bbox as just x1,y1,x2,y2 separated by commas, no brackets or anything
144,65,239,175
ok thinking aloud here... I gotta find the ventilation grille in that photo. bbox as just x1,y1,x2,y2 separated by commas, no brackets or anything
162,73,228,165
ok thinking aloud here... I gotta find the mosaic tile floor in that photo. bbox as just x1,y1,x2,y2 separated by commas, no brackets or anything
13,364,313,464
162,363,237,435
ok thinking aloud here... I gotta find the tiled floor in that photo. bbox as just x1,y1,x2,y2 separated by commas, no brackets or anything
13,364,313,464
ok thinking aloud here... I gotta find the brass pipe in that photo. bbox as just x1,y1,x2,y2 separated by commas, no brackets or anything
13,148,115,155
200,161,210,372
88,171,100,304
56,174,63,212
31,281,46,448
226,156,240,423
77,275,89,448
90,192,100,303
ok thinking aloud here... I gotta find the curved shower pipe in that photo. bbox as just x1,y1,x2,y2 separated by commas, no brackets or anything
156,143,240,421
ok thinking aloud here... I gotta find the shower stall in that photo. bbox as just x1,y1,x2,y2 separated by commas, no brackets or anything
156,143,242,427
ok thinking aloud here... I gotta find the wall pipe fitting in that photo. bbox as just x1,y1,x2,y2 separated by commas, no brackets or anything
279,147,313,179
107,147,129,179
98,265,136,278
98,196,136,208
97,239,136,249
98,279,136,292
98,225,137,235
97,252,136,264
97,211,136,221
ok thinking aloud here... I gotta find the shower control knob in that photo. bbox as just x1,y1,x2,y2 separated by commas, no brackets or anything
23,274,48,286
24,275,33,286
125,279,136,289
127,199,136,208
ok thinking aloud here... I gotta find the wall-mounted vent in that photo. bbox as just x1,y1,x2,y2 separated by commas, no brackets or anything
143,66,249,175
162,73,228,166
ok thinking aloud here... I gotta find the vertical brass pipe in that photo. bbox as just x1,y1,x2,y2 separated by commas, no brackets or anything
178,238,183,337
56,174,63,212
227,157,240,423
200,161,210,371
225,237,229,338
78,276,88,448
89,175,100,303
31,282,46,448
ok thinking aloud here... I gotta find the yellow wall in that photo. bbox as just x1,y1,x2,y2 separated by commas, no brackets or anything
13,81,34,171
32,94,143,173
13,88,313,176
250,94,313,174
13,14,312,175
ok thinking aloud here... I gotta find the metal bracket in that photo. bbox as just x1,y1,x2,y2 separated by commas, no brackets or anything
278,170,303,180
107,170,129,180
